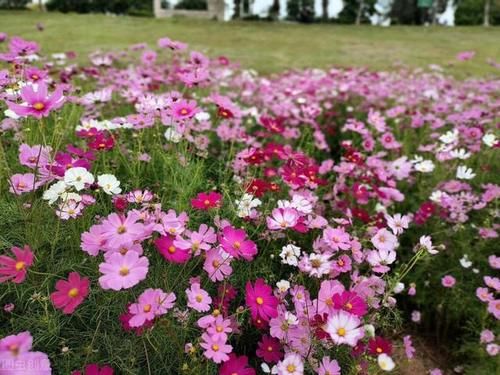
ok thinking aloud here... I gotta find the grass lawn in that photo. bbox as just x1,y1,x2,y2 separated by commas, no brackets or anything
1,10,500,78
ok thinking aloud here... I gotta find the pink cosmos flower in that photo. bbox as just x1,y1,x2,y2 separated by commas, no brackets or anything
276,353,303,375
174,224,216,255
19,143,52,169
332,255,352,273
219,225,257,261
50,272,90,314
71,363,114,375
480,330,495,344
403,335,415,359
203,248,233,281
318,356,341,375
9,173,38,195
332,291,367,317
487,299,500,319
98,252,149,291
7,81,64,119
206,316,232,341
316,280,345,315
81,224,108,256
325,310,364,347
441,275,456,288
0,331,52,374
157,209,188,236
219,354,255,375
266,208,299,231
322,226,351,251
200,332,232,364
371,228,398,252
126,189,153,204
0,245,34,284
128,288,176,328
154,235,191,264
100,213,146,250
367,248,396,273
191,191,222,210
170,99,199,120
245,279,279,322
456,51,475,61
186,282,212,312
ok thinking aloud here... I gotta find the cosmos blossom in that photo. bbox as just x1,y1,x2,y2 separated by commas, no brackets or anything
0,245,34,284
7,81,64,119
245,279,279,322
50,272,90,314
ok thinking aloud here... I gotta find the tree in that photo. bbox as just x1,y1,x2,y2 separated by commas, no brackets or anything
484,0,491,26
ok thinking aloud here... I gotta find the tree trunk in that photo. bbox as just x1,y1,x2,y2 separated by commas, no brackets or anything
483,0,491,26
234,0,241,18
322,0,328,21
355,0,365,25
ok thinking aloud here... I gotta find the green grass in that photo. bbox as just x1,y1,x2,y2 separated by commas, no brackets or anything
1,10,500,78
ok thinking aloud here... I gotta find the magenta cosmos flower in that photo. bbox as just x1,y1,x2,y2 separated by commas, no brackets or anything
71,363,114,375
332,291,368,317
98,252,149,291
191,191,222,210
154,235,191,264
256,335,282,363
219,354,255,375
245,278,279,322
219,225,257,261
7,81,64,119
50,272,90,314
0,245,34,284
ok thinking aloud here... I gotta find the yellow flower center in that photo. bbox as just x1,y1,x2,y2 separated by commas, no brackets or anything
143,304,152,313
180,108,188,115
195,294,203,303
203,199,211,206
117,225,127,234
168,245,176,254
68,288,79,298
337,327,346,337
233,241,241,249
287,364,296,372
211,344,219,351
119,267,129,276
376,347,383,353
256,297,264,305
216,325,223,333
15,261,25,271
33,102,45,110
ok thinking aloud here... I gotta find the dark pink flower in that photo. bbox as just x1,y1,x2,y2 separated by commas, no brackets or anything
50,272,90,315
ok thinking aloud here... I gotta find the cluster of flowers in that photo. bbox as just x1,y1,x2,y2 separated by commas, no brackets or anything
1,32,499,374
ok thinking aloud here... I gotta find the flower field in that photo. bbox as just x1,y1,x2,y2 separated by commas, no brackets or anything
0,30,499,375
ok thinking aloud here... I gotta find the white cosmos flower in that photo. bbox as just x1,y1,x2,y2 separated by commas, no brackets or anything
279,244,301,266
414,160,435,173
378,354,395,371
456,165,476,180
235,193,261,218
260,363,278,374
164,127,182,143
482,133,496,147
97,174,121,195
194,111,210,122
64,167,94,191
276,280,290,293
43,180,68,204
450,148,471,160
419,235,439,255
429,190,446,203
459,254,472,268
393,282,405,294
439,129,458,144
